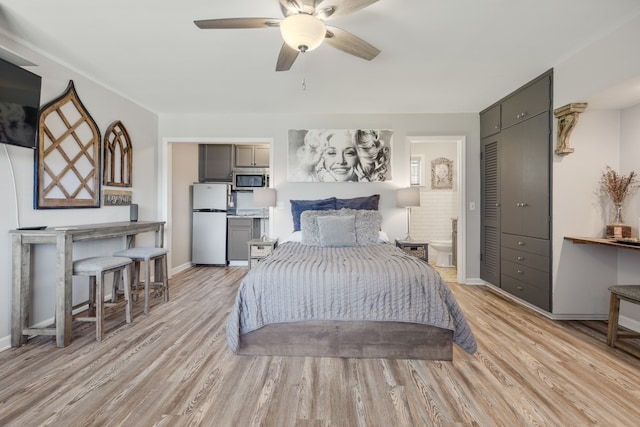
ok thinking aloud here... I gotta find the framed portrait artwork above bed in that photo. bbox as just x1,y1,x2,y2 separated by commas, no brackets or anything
287,129,393,183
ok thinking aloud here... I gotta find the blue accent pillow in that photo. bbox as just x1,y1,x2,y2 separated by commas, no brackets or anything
290,197,337,231
335,194,380,210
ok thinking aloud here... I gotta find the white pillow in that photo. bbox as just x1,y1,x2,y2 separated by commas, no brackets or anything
317,215,357,247
281,231,302,243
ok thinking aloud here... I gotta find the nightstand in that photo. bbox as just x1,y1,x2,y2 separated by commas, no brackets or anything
248,238,278,269
395,239,429,262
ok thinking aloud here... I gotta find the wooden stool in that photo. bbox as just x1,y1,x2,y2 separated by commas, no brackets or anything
113,247,169,315
73,256,133,341
607,285,640,358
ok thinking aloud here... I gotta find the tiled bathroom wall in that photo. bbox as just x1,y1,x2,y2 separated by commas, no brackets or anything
409,140,459,262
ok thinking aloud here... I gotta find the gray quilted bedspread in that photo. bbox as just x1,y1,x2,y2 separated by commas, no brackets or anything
226,242,477,354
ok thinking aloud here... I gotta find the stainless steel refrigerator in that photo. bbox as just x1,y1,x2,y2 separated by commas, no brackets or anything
192,183,229,265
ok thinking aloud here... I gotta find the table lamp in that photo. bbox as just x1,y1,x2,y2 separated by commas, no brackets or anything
253,188,276,241
396,187,420,241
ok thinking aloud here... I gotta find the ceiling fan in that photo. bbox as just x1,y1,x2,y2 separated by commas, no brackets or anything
194,0,381,71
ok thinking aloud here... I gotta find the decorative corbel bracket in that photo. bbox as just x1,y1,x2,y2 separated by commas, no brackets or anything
553,102,588,156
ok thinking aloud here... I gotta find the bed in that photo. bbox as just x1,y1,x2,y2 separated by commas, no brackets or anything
226,197,477,360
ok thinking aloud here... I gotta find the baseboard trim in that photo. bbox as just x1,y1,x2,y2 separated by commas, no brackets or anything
170,262,193,276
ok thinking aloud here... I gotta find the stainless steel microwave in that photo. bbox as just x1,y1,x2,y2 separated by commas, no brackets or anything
232,169,269,190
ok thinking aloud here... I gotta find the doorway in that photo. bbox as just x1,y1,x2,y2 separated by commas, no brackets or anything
159,138,273,275
408,136,465,284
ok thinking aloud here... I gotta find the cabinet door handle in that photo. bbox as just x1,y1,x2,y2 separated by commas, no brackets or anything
517,256,524,260
517,270,524,275
521,202,528,207
517,286,524,290
518,241,525,246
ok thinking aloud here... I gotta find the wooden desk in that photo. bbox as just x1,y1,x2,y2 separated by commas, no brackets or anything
564,236,640,251
10,221,165,347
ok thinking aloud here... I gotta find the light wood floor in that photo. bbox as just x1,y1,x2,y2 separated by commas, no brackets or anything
1,265,639,426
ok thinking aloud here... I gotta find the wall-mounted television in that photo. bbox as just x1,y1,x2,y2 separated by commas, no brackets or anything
0,56,41,149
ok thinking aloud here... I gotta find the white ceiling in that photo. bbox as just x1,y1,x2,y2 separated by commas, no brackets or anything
1,0,640,115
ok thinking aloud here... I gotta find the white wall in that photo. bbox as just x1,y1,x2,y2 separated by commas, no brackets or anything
159,113,481,282
0,35,159,350
553,13,640,323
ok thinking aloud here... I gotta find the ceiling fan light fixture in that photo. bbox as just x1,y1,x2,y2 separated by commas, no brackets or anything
280,13,326,53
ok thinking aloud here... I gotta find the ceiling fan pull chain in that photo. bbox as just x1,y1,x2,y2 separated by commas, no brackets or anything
300,51,308,90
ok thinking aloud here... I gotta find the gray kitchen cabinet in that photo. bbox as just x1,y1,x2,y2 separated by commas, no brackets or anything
227,217,260,261
480,69,552,311
199,144,233,182
235,145,270,168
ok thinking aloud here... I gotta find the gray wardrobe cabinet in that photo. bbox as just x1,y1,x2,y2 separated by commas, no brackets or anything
480,104,501,138
480,70,553,311
500,112,550,239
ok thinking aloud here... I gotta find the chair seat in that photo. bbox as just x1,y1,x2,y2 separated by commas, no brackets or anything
114,247,168,261
608,285,640,301
73,256,132,274
113,247,169,315
607,285,640,359
72,256,133,341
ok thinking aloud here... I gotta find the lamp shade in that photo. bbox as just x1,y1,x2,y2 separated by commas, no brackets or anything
396,187,420,207
280,13,326,52
253,188,277,208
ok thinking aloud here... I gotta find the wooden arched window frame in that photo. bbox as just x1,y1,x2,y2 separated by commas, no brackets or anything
103,120,132,187
36,80,101,208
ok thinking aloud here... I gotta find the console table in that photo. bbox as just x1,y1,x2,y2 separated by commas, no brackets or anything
10,221,165,347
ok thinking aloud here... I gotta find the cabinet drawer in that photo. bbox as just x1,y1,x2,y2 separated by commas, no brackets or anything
480,104,501,138
501,247,549,272
501,74,551,129
250,258,260,269
501,233,549,256
250,244,273,257
501,260,550,286
501,274,550,311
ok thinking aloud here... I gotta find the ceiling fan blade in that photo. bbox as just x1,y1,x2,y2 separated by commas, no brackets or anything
324,26,380,61
279,0,317,16
276,43,300,71
279,0,302,14
320,0,379,20
194,18,281,29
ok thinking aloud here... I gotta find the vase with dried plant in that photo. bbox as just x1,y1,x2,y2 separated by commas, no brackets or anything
600,166,638,238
